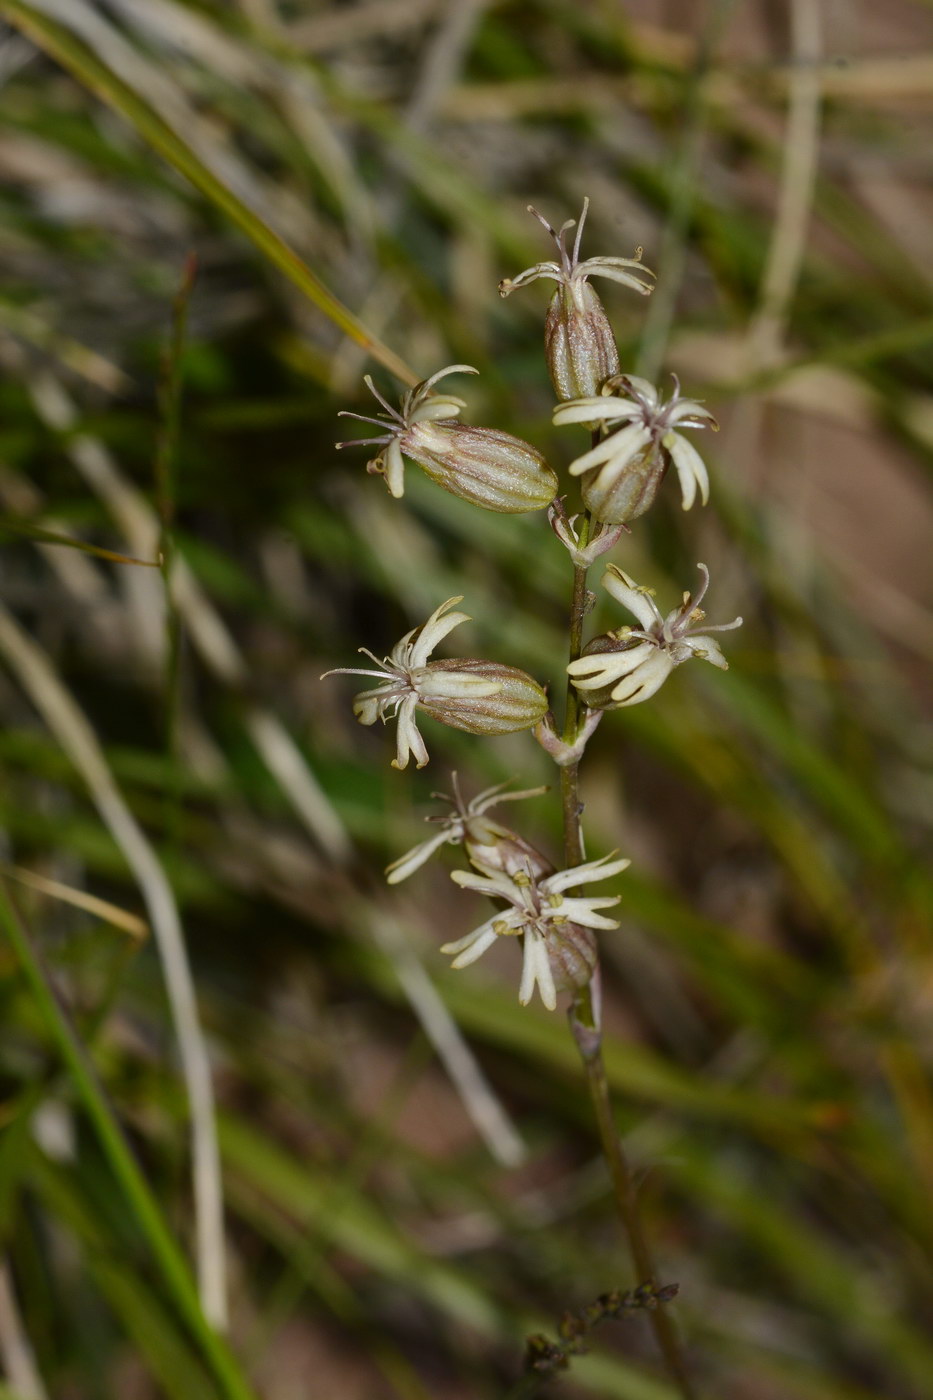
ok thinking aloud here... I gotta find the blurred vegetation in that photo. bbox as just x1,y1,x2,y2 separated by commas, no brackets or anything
0,1,931,1397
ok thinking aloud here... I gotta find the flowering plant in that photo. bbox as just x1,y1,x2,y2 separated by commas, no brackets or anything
324,200,743,1399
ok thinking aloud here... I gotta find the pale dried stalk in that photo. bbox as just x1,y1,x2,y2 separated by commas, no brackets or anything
745,0,823,371
0,1260,48,1400
0,601,228,1330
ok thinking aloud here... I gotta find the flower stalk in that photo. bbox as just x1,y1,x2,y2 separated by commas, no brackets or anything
557,466,695,1398
325,198,743,1399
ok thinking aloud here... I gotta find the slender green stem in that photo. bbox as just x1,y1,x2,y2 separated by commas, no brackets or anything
560,526,590,868
0,884,257,1400
557,511,696,1399
156,253,195,861
571,1015,696,1400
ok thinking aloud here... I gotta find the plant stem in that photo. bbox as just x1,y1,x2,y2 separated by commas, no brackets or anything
571,1007,696,1400
560,512,590,869
558,513,696,1400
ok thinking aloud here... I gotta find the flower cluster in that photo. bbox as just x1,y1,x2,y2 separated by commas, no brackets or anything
326,198,744,1016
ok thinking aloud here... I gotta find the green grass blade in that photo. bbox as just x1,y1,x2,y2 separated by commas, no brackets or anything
0,883,257,1400
0,0,417,387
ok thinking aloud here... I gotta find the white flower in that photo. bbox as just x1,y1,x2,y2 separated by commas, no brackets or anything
385,775,548,885
322,599,548,770
567,564,742,707
337,365,557,511
499,199,654,403
553,374,718,522
441,853,630,1010
499,198,654,305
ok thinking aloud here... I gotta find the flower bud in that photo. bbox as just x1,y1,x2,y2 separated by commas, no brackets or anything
324,599,550,770
404,422,557,513
545,920,598,995
545,280,620,402
416,659,548,735
499,199,654,412
337,365,557,513
580,438,665,523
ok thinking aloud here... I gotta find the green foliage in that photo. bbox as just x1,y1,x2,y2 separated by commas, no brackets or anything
0,1,930,1397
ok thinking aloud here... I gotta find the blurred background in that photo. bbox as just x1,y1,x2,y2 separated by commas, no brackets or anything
0,0,931,1397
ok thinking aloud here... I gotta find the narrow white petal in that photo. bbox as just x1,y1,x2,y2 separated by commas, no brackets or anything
666,433,710,510
410,396,467,424
567,424,651,477
417,670,500,699
532,936,557,1010
518,932,540,1005
473,782,548,815
390,627,419,667
566,434,627,473
499,261,562,293
352,695,382,725
685,635,728,669
546,855,630,893
408,597,469,669
561,905,621,931
567,642,656,689
601,566,663,631
385,826,455,884
585,264,654,293
666,399,715,427
451,867,519,901
561,894,621,912
392,696,429,770
553,399,639,427
610,650,674,705
419,364,478,395
440,917,498,956
449,925,502,967
385,438,405,498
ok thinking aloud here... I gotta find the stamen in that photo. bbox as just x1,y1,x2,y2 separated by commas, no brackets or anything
319,666,392,680
697,616,743,634
363,374,404,422
337,410,394,428
527,204,559,242
691,563,711,611
571,196,589,267
358,646,391,669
